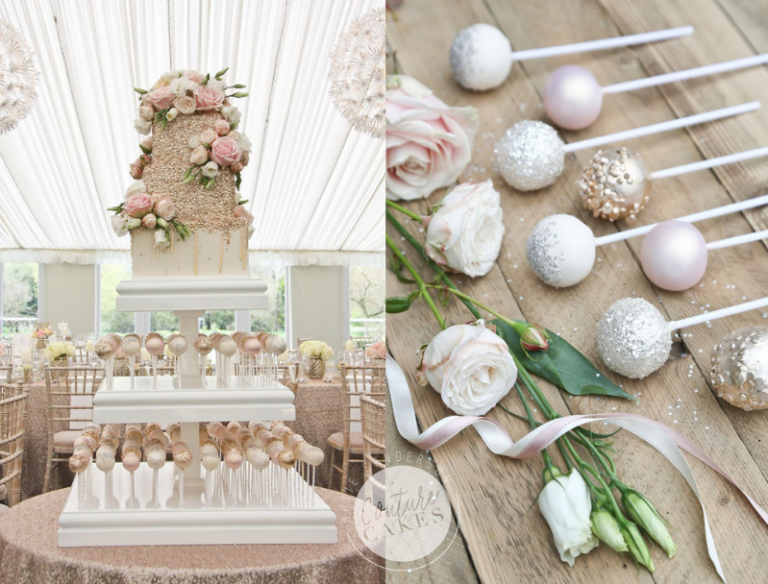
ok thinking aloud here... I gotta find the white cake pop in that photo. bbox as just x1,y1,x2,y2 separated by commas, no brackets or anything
122,334,142,358
216,335,238,358
167,334,189,356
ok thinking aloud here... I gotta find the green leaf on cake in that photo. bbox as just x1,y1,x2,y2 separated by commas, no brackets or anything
235,172,242,190
139,144,151,155
490,319,635,401
230,121,239,131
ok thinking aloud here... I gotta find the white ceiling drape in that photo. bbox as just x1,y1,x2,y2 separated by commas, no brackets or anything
0,0,384,265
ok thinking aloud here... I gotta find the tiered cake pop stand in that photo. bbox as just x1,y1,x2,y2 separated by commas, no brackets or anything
56,277,338,547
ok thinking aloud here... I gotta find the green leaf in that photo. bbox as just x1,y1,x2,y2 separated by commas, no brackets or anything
230,121,239,131
237,199,248,206
386,291,421,314
491,319,635,401
139,144,151,155
235,172,242,190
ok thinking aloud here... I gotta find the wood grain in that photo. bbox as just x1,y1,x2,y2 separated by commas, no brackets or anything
387,1,768,582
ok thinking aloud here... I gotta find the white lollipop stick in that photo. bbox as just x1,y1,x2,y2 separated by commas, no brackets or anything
671,296,768,329
512,26,693,61
563,102,760,153
706,228,768,250
594,193,768,245
651,145,768,180
604,53,768,94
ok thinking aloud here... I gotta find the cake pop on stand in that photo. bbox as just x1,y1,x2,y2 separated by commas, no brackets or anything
449,23,692,91
579,144,768,224
711,326,768,411
640,222,768,291
145,428,169,508
526,193,768,287
545,53,768,130
122,334,141,390
495,102,759,191
597,295,768,379
193,334,213,377
144,333,165,389
167,334,189,384
216,335,237,388
94,336,119,390
122,425,143,509
242,335,262,387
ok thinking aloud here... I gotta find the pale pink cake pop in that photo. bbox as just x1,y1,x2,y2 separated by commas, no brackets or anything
543,65,603,130
242,337,262,356
640,220,708,291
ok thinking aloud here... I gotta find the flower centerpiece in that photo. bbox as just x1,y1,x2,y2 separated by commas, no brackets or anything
365,340,387,363
45,341,76,380
32,324,54,350
299,341,334,380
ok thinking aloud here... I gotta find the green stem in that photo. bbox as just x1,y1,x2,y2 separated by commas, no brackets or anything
425,285,529,333
386,200,423,222
385,234,445,329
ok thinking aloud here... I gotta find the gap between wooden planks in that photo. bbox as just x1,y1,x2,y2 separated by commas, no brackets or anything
387,1,768,583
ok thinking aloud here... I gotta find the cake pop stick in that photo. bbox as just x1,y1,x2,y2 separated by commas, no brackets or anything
597,295,768,379
546,53,768,130
122,334,141,389
579,144,768,224
496,102,759,191
640,222,768,290
526,193,768,287
450,23,692,91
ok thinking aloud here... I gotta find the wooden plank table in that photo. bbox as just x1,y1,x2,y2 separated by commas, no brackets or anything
386,1,768,582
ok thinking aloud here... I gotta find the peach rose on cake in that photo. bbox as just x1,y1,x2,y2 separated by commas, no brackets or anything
189,145,209,166
129,161,144,179
194,84,225,111
210,136,242,166
386,74,479,201
214,119,231,135
123,194,154,219
142,214,157,229
234,204,254,226
138,105,155,121
144,85,176,110
153,196,176,221
200,129,218,146
174,96,197,115
230,162,244,173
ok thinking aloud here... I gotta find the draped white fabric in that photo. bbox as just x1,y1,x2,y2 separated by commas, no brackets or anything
0,0,384,265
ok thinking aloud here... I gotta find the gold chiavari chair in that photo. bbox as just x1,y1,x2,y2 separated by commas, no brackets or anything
278,363,299,393
361,394,386,484
0,366,12,383
43,366,104,492
328,363,386,492
0,383,29,508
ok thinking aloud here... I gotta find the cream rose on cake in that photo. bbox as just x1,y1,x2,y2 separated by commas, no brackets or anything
386,75,479,201
424,180,505,278
422,322,516,416
174,96,197,115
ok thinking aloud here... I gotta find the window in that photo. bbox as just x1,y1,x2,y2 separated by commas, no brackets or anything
349,266,384,339
250,266,285,335
1,263,39,335
99,263,134,335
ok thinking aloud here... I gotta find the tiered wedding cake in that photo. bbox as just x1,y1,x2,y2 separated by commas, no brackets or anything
56,69,337,547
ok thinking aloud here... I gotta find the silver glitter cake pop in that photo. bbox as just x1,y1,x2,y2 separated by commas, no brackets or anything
597,298,671,379
494,121,565,191
711,326,768,411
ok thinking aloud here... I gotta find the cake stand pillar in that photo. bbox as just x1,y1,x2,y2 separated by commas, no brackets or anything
174,310,204,484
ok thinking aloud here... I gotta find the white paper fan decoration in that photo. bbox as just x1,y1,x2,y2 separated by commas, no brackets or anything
0,18,38,135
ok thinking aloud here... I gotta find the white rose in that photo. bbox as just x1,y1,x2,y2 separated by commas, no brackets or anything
538,471,598,566
188,135,202,149
202,160,219,178
134,118,152,135
424,180,504,278
124,180,146,198
161,70,183,82
422,323,516,415
111,214,129,237
165,108,178,121
154,229,170,250
206,78,226,92
221,106,241,125
169,76,197,96
386,74,479,201
235,131,252,152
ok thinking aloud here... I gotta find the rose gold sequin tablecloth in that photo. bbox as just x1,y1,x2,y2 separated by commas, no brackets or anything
0,488,382,584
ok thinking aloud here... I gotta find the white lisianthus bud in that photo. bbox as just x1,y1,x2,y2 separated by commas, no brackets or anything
134,118,152,135
110,214,129,237
202,160,219,178
221,105,241,124
538,471,598,566
125,217,142,230
154,229,170,250
424,180,505,278
165,108,179,121
235,132,252,152
124,180,146,199
590,509,628,552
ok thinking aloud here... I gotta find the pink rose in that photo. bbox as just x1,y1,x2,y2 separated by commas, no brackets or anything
365,341,387,360
194,84,225,111
124,193,154,218
138,105,155,121
200,129,218,145
153,196,176,221
230,162,244,173
214,119,231,136
145,86,176,110
184,70,204,83
142,214,157,229
210,137,242,167
189,145,209,165
233,204,254,226
129,164,143,180
386,75,479,201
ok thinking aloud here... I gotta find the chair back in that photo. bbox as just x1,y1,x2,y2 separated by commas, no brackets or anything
338,363,386,436
278,363,299,393
45,366,104,433
361,394,386,483
0,366,11,383
0,383,29,506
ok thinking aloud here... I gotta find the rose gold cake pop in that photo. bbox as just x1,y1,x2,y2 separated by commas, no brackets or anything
145,332,165,356
193,334,214,356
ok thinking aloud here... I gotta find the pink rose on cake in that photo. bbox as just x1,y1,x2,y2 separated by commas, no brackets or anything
194,84,225,111
214,119,230,135
142,214,157,229
200,129,218,146
184,70,204,83
153,196,176,221
210,136,242,166
233,204,254,226
145,86,176,110
189,145,209,165
124,193,154,218
174,96,196,115
128,164,143,180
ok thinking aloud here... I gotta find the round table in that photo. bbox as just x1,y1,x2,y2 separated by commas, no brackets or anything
0,488,382,584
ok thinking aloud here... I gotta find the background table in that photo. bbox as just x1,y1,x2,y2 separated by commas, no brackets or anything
388,1,768,582
0,487,382,584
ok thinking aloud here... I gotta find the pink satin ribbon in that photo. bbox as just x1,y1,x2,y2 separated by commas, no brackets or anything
386,355,768,581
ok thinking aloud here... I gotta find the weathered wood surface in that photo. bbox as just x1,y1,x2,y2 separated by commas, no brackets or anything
386,1,768,582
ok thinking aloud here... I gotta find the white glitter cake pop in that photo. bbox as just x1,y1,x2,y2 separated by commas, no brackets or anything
167,334,189,356
526,214,596,287
597,298,671,379
711,326,768,411
449,24,513,91
494,121,565,191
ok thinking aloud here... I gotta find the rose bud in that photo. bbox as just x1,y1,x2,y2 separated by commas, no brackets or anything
142,214,157,229
230,162,244,173
520,324,550,352
214,119,231,135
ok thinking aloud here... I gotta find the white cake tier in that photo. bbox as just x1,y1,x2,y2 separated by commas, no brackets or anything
92,376,296,424
58,462,338,547
131,226,250,278
115,276,268,312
